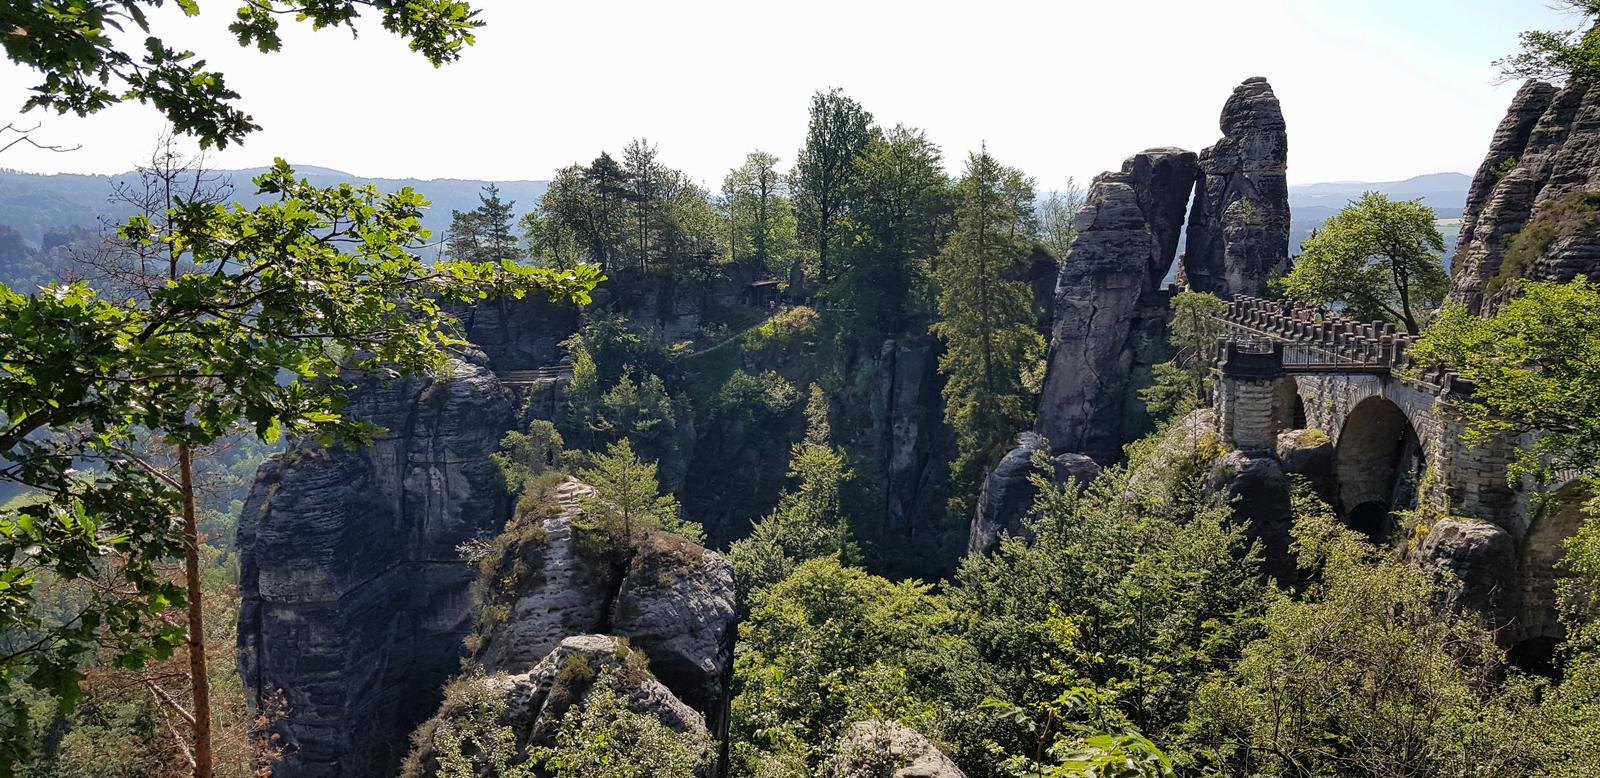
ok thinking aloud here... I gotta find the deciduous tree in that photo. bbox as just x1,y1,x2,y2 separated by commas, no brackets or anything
791,89,873,286
1279,192,1446,334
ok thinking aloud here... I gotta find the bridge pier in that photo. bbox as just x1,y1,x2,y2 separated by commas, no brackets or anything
1216,340,1286,452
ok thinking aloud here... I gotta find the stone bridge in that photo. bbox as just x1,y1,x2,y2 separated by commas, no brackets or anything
1212,296,1579,665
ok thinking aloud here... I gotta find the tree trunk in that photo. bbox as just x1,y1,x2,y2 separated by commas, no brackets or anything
179,444,214,778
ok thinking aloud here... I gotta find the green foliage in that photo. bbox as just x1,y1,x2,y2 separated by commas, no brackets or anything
1138,361,1201,424
577,440,701,550
723,151,798,273
717,370,800,428
931,150,1046,490
949,457,1268,771
1492,155,1520,180
1141,291,1225,422
492,419,565,495
739,305,820,363
730,557,966,775
597,368,678,453
1496,190,1600,293
1280,192,1447,333
728,385,855,599
792,88,875,285
0,162,598,767
447,184,521,263
534,669,713,777
520,210,582,269
0,0,480,148
833,125,953,338
1412,279,1600,485
1186,487,1522,776
983,695,1173,778
1494,1,1600,82
1035,182,1085,262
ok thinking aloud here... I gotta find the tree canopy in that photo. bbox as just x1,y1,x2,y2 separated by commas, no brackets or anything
0,162,599,766
0,1,482,148
1280,192,1447,334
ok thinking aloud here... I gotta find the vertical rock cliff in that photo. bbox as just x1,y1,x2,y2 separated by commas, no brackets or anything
1184,77,1291,298
236,349,518,777
1034,148,1198,463
1447,78,1600,313
237,296,582,777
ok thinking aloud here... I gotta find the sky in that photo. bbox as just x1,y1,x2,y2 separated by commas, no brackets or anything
0,0,1584,192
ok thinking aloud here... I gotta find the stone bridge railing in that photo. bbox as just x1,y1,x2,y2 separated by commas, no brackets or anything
1218,296,1465,391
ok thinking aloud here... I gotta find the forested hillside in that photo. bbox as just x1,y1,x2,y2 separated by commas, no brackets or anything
4,3,1600,778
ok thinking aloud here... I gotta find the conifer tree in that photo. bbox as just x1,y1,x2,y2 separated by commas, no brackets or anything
448,184,520,263
931,149,1045,490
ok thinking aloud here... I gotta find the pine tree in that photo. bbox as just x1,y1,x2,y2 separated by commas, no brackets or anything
448,184,521,263
931,149,1045,491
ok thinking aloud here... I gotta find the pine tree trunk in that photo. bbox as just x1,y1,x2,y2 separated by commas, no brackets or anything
179,444,214,778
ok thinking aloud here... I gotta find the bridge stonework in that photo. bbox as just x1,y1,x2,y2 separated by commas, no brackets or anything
1214,297,1520,528
1210,297,1585,657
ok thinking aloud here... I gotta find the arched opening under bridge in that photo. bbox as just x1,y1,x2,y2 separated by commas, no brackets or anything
1333,396,1424,543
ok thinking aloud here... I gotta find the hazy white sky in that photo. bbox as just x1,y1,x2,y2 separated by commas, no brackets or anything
0,0,1581,191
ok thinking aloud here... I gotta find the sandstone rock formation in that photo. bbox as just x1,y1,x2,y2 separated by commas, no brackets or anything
1208,450,1296,581
870,335,957,538
403,635,712,778
829,720,967,778
1035,148,1198,463
612,531,737,717
471,480,612,673
1450,78,1600,313
970,432,1102,554
1184,77,1291,298
1415,518,1517,625
236,349,519,777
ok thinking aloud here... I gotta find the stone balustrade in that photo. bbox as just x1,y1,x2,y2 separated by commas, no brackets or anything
1219,296,1460,391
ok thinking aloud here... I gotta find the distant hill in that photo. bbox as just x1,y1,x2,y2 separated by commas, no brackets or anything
1287,172,1470,266
0,166,1472,270
0,166,551,247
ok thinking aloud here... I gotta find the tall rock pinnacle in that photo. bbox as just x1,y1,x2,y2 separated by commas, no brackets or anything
1034,148,1199,462
1183,76,1291,297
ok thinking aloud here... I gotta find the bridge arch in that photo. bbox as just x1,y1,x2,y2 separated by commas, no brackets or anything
1333,396,1426,541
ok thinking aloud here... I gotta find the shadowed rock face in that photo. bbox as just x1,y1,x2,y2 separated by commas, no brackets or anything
969,432,1102,555
1449,79,1600,313
1184,77,1290,298
236,349,518,777
1036,148,1198,463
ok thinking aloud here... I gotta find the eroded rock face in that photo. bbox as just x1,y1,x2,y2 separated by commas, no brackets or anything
236,350,518,777
470,480,738,744
404,635,711,778
970,432,1102,554
472,480,611,674
1415,518,1517,623
870,335,957,538
1184,77,1290,298
1450,79,1600,313
830,720,967,778
1036,148,1199,463
456,295,580,371
1208,450,1296,582
613,532,737,719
